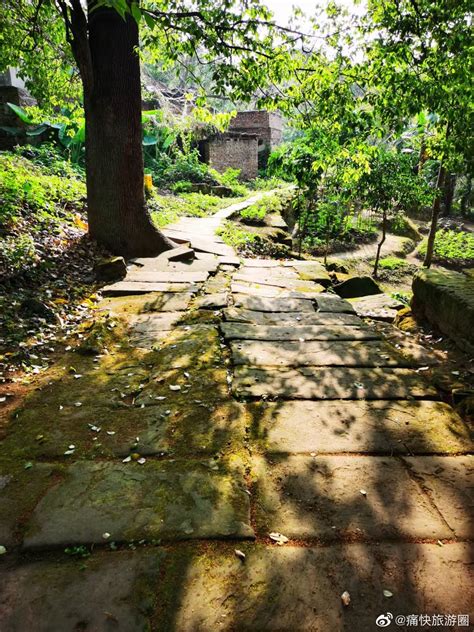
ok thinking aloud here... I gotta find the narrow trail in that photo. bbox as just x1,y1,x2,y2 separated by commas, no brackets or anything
0,202,471,631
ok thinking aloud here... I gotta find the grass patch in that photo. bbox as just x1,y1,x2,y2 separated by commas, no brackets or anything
216,221,258,248
377,256,409,271
150,192,240,228
240,190,293,225
418,229,474,266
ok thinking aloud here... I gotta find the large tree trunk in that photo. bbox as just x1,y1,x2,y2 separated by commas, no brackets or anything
423,164,446,268
84,3,174,257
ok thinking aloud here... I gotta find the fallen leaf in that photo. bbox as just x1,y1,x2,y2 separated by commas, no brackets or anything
383,590,393,598
235,549,246,561
341,590,351,606
269,532,289,545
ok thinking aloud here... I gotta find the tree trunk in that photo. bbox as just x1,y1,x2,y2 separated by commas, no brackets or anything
373,207,386,278
85,3,174,257
443,173,456,216
423,164,446,268
460,176,472,216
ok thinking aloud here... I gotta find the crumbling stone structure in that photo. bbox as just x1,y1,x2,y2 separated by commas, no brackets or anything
200,110,282,180
200,132,259,180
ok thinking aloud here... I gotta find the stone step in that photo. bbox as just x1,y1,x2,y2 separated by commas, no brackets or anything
223,307,362,325
125,270,209,284
1,543,470,631
253,455,453,540
232,296,315,312
315,294,356,313
232,366,437,399
239,266,299,278
402,456,473,539
220,323,380,341
249,400,472,455
230,340,415,367
231,282,324,299
101,282,199,296
22,460,253,549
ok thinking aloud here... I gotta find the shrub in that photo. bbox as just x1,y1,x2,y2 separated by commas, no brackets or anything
418,229,474,265
216,222,258,248
0,153,86,227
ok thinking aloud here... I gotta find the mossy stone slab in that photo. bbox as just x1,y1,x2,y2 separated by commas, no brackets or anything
231,283,324,299
403,456,474,538
233,366,436,400
252,455,452,540
232,296,315,312
230,340,414,367
155,542,472,632
102,282,200,296
249,400,472,455
23,459,253,548
315,293,356,313
223,307,362,325
0,550,164,631
221,323,380,341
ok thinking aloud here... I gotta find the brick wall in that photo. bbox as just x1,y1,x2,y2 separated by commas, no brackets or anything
229,110,283,151
205,134,259,180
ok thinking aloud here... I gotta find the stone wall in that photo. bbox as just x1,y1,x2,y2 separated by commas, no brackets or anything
202,133,259,181
0,85,36,150
412,268,474,354
229,111,283,170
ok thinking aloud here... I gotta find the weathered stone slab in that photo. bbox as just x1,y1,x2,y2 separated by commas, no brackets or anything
136,368,230,408
217,255,241,267
231,340,414,367
253,455,452,540
403,456,473,538
315,293,355,313
220,323,380,341
125,270,208,284
102,282,199,296
241,258,282,267
194,293,229,309
239,266,298,278
132,259,218,273
190,239,236,257
289,262,332,285
162,543,473,631
223,307,362,325
6,399,246,459
250,400,472,455
23,460,253,548
412,268,474,354
147,325,221,368
0,466,56,547
232,295,315,312
350,293,405,321
101,292,195,315
233,274,324,294
231,282,323,299
129,312,186,333
0,550,165,631
233,366,436,399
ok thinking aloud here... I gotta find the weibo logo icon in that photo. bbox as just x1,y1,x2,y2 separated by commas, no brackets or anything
375,612,393,627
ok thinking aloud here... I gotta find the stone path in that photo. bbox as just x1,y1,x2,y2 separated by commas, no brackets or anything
0,206,472,631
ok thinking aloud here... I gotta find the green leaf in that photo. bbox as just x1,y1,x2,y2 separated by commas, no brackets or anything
142,135,158,146
130,2,141,24
26,124,51,136
6,102,36,124
143,12,155,30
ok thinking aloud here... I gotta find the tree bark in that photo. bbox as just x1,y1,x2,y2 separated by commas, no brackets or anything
84,2,174,257
423,164,446,268
373,207,386,278
442,173,456,216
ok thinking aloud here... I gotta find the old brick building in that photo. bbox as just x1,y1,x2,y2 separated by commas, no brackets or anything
200,110,282,180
